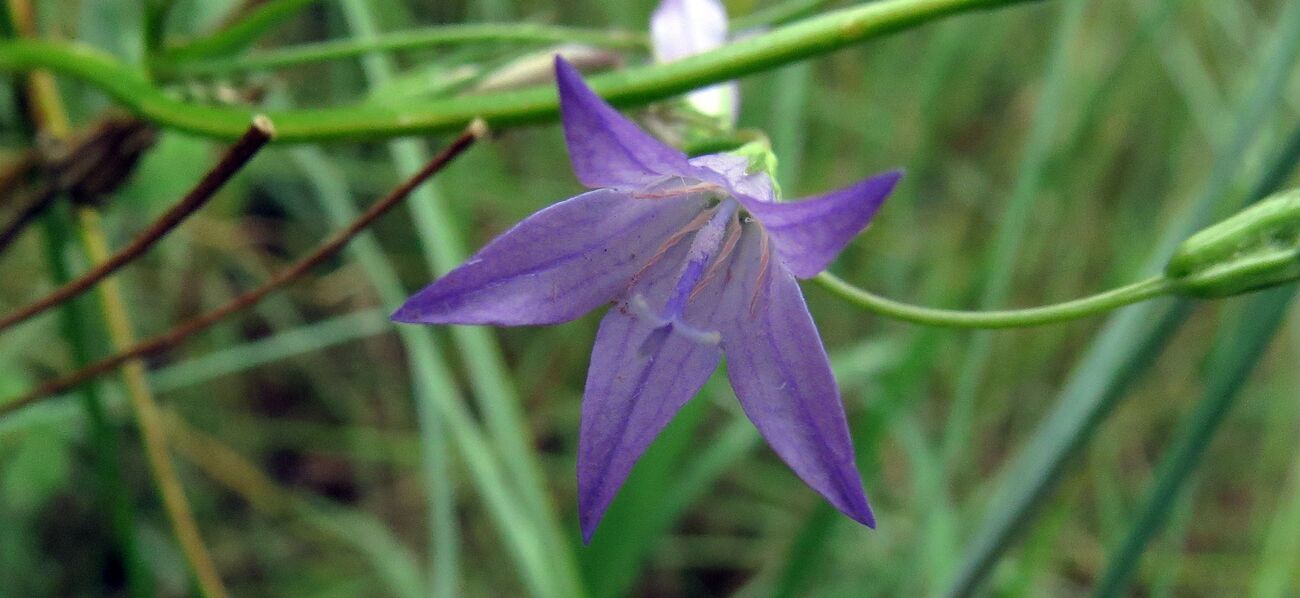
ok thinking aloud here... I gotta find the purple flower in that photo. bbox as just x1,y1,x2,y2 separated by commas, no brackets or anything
393,57,901,542
650,0,739,123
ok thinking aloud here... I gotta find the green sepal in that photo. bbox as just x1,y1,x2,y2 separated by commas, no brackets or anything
1167,188,1300,297
730,137,783,199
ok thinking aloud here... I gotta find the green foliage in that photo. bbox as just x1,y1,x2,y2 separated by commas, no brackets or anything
0,0,1297,596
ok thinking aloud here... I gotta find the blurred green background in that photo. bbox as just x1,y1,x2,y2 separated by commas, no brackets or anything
1,0,1298,596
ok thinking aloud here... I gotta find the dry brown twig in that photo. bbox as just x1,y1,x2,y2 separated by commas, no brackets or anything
0,118,487,417
0,115,274,332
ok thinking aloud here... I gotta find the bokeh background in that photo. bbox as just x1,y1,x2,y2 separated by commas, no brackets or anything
1,0,1298,596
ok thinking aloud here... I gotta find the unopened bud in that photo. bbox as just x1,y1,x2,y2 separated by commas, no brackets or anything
1166,188,1300,297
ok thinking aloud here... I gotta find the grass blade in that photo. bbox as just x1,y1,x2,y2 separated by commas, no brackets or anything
291,147,549,597
946,5,1300,592
336,4,581,596
1251,453,1300,598
1092,283,1298,596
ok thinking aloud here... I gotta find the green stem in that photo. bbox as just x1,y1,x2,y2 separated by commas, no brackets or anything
163,0,324,61
156,24,648,77
814,273,1176,328
5,7,149,593
0,0,1042,142
39,209,154,598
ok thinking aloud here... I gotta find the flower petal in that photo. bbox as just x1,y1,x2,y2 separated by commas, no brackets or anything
742,170,901,278
555,56,698,189
651,0,737,122
717,227,875,527
651,0,728,63
392,188,707,326
688,153,776,202
577,239,731,542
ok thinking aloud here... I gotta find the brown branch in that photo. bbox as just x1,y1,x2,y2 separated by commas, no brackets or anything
0,116,274,333
0,149,38,201
0,119,486,417
0,184,57,253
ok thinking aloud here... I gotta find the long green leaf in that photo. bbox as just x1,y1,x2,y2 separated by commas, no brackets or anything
337,2,582,596
291,147,556,598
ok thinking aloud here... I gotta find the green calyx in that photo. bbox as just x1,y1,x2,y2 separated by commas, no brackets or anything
730,137,783,199
1166,188,1300,297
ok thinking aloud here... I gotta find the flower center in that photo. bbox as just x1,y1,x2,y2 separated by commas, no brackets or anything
629,197,741,354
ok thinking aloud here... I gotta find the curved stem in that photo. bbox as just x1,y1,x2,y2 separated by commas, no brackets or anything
814,272,1177,328
157,24,648,77
0,0,1041,142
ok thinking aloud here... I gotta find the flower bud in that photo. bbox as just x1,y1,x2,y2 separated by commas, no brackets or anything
1166,188,1300,297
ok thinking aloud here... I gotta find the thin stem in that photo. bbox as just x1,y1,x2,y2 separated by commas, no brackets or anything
814,272,1177,329
39,190,154,598
0,183,56,253
10,1,226,594
3,7,152,596
157,24,648,77
0,117,273,333
0,0,1042,142
0,120,485,418
163,0,324,61
0,147,35,194
76,207,230,598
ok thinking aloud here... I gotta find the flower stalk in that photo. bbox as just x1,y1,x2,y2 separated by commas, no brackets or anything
155,24,648,77
814,272,1177,329
0,0,1042,142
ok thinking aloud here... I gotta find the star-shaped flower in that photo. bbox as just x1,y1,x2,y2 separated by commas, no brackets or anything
393,57,901,542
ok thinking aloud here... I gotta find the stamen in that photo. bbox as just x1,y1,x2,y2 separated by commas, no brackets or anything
689,213,742,302
750,228,772,316
631,181,722,200
626,206,716,291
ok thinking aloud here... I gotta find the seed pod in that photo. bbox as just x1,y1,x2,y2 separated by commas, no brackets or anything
1166,188,1300,297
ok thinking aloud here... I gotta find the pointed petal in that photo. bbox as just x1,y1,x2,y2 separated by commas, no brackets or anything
578,238,731,542
392,189,707,326
717,227,875,527
743,170,901,278
651,0,728,63
555,56,697,189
